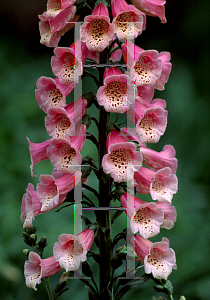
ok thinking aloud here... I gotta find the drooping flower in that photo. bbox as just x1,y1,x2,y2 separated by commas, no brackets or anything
37,170,81,212
102,129,142,182
51,38,88,84
121,192,164,238
47,138,82,173
27,138,50,177
111,0,146,41
24,252,62,290
27,124,86,176
156,201,177,229
96,67,136,113
109,43,122,62
46,0,77,18
121,192,176,233
82,3,114,52
128,100,168,143
53,229,94,272
130,0,166,23
141,145,178,174
122,41,171,90
45,97,87,138
131,235,177,279
21,183,42,228
39,7,78,47
35,76,75,113
134,166,178,202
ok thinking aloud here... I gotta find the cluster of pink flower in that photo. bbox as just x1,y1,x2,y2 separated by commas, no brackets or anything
21,0,178,294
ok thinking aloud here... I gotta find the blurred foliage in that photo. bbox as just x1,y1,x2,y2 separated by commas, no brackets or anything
0,0,210,299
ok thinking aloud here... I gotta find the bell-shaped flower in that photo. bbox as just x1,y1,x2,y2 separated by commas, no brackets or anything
136,85,154,104
27,138,50,177
130,0,166,23
102,129,142,182
24,252,62,290
47,138,82,174
37,170,81,212
121,192,164,239
122,41,171,90
128,100,168,143
131,235,177,279
120,127,146,147
46,0,77,18
96,67,136,113
82,3,114,52
121,192,176,231
53,229,94,272
141,145,178,174
39,7,77,47
21,183,42,228
156,201,177,229
51,38,88,84
45,97,87,138
35,76,75,113
111,0,146,41
27,124,86,176
109,42,122,62
134,166,178,202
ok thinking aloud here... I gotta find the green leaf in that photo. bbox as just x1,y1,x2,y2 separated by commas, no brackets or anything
81,215,92,226
111,209,124,225
115,277,148,300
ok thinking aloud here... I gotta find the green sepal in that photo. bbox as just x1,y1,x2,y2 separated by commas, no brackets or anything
82,261,93,277
95,0,108,7
82,114,92,129
54,280,67,294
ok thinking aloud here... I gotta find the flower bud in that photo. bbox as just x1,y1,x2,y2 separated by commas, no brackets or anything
23,249,30,258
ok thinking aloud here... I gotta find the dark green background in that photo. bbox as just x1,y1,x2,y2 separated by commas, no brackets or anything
0,0,210,299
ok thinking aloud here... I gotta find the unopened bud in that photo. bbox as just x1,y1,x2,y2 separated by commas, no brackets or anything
38,236,47,248
23,249,30,257
29,234,37,245
179,296,186,300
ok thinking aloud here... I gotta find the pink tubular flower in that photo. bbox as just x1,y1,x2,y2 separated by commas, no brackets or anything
156,201,177,229
111,0,146,41
39,7,78,48
37,170,81,212
130,0,166,23
46,0,77,18
27,138,50,177
35,76,75,113
131,235,177,279
21,183,42,228
51,39,88,84
121,192,164,239
109,42,122,62
24,252,62,290
122,41,171,90
45,97,87,138
82,3,114,52
96,67,136,113
135,166,178,202
128,100,168,143
136,85,154,103
102,129,142,182
47,138,82,173
154,51,172,90
141,145,178,174
53,229,94,272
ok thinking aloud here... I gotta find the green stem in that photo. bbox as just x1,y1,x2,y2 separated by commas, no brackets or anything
43,277,54,300
98,50,112,299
